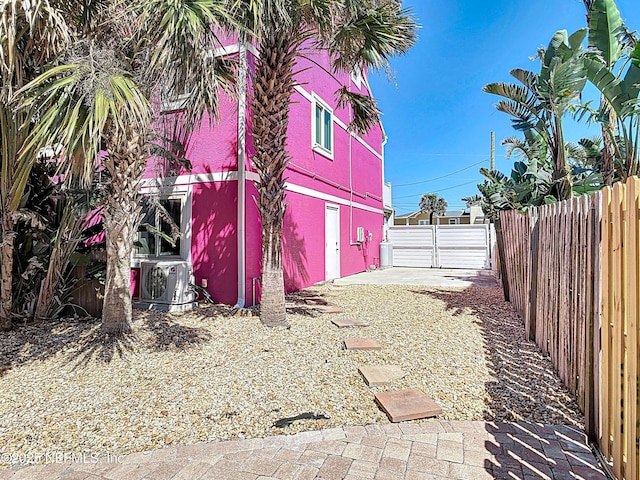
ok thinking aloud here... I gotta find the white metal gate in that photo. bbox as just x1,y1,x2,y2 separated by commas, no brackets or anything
388,226,435,268
387,224,493,269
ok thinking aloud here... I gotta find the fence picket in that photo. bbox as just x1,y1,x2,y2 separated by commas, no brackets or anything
624,178,639,480
611,183,624,478
602,187,613,459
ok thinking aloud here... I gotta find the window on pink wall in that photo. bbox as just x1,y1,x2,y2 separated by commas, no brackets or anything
135,196,185,259
312,94,334,159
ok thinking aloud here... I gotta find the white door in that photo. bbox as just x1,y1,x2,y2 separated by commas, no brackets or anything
325,205,340,280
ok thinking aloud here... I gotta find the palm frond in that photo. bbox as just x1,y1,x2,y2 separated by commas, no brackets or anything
0,0,70,93
329,1,418,74
136,0,236,133
17,60,151,185
335,86,380,135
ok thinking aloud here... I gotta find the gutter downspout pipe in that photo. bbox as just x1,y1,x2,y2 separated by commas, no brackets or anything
236,40,248,308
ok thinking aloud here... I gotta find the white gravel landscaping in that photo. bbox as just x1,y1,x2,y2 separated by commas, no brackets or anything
0,284,583,467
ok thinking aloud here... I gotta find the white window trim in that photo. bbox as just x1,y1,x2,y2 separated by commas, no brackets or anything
311,94,334,160
418,220,430,225
351,69,363,89
131,185,192,267
448,218,459,225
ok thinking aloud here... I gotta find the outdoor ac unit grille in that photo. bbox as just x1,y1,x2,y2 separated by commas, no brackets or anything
140,261,193,305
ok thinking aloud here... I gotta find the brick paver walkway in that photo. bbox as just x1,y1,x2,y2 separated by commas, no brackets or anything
0,420,608,479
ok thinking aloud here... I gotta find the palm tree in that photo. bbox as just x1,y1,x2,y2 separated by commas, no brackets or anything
483,29,587,201
246,0,417,327
0,1,73,331
418,193,447,223
20,0,238,334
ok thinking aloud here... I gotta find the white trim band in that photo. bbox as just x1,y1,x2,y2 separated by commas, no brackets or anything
286,183,383,215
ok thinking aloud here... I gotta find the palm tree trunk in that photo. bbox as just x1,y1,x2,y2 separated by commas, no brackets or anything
102,203,136,334
0,216,14,331
260,223,286,327
252,26,298,327
101,134,145,334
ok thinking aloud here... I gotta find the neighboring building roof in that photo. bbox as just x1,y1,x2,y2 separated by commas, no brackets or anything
437,210,470,218
395,210,423,219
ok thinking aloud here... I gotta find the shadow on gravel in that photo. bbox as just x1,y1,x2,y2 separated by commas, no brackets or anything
411,287,583,427
68,328,139,367
0,307,220,374
140,313,212,351
0,319,102,374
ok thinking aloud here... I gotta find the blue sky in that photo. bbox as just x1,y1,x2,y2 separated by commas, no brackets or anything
369,0,640,215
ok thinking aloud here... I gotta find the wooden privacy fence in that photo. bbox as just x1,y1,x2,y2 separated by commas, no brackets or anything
498,177,640,480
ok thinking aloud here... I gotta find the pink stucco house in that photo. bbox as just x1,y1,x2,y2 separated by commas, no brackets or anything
132,40,390,308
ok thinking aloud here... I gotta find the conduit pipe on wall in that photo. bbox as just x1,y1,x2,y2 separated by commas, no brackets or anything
286,162,382,202
364,72,389,241
236,41,248,308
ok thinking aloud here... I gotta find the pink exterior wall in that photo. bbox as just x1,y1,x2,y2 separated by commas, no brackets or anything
244,49,385,303
191,182,238,305
135,43,385,307
145,88,240,180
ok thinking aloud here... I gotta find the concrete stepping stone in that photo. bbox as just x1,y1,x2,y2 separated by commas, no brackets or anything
375,388,443,423
344,338,382,350
358,365,405,386
315,305,345,314
330,317,369,328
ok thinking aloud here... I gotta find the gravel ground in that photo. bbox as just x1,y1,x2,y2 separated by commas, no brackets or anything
0,284,583,467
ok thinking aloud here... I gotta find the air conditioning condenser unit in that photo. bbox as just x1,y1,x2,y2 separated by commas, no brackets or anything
135,261,196,311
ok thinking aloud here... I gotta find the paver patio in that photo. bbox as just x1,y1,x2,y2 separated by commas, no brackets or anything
0,421,607,479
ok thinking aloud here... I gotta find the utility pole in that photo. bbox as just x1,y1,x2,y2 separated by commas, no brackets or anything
490,131,495,170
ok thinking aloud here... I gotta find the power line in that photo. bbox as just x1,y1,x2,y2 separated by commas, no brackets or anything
393,160,489,187
406,153,507,157
433,180,479,193
394,179,480,200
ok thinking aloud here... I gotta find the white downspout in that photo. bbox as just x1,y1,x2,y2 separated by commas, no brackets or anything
236,41,248,308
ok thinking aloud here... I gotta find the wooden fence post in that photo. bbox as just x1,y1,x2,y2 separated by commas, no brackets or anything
495,217,510,301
